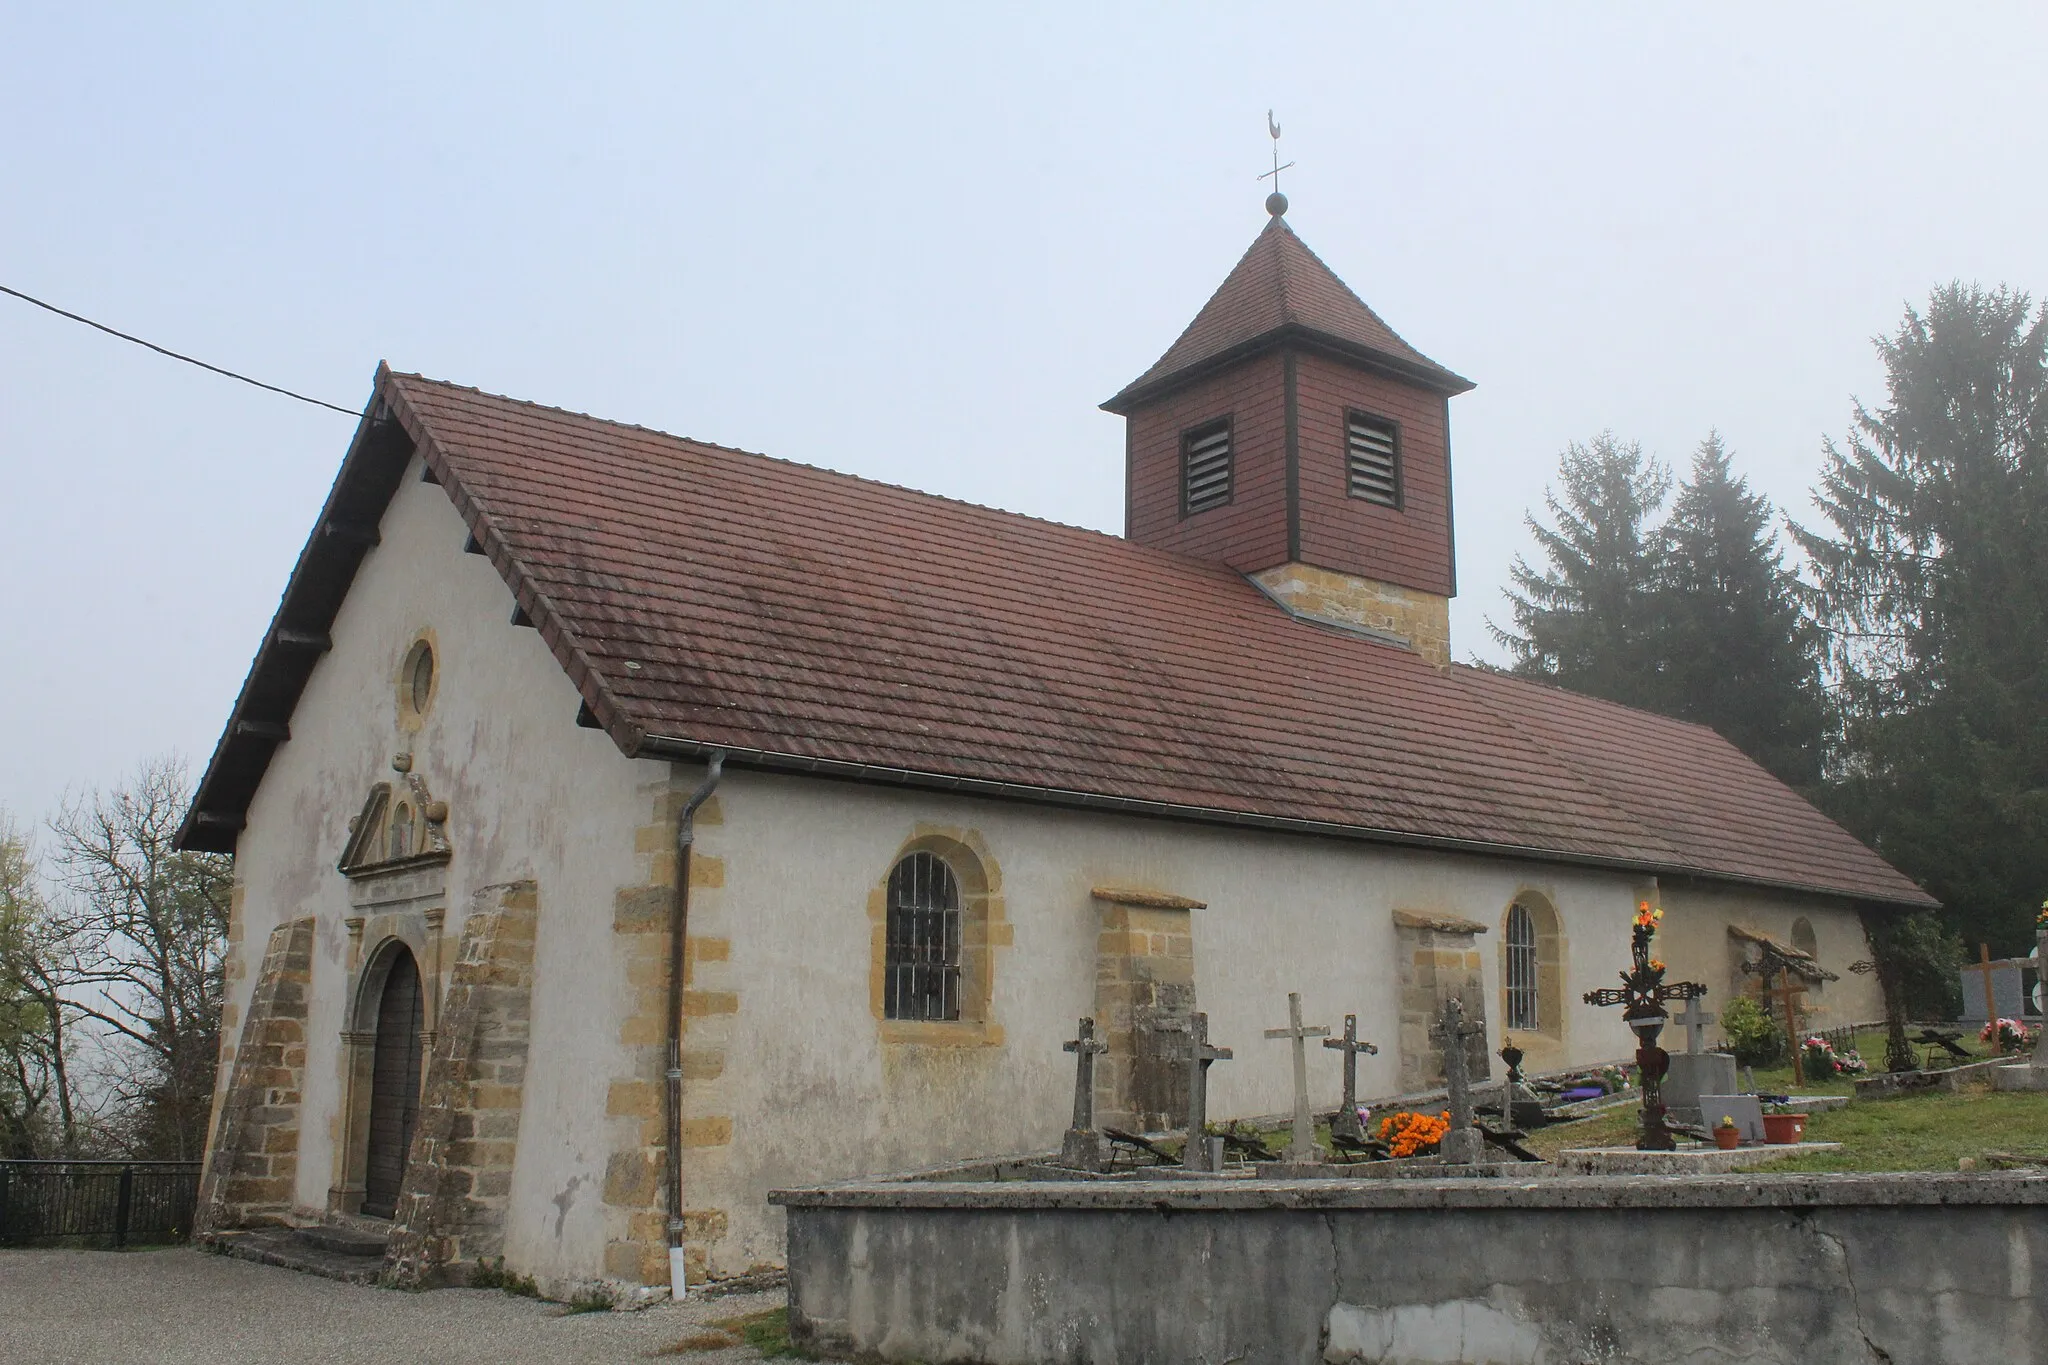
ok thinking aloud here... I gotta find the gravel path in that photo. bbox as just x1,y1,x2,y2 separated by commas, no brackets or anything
0,1248,783,1364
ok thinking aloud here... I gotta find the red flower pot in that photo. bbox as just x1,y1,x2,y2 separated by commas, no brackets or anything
1713,1126,1741,1151
1762,1113,1807,1145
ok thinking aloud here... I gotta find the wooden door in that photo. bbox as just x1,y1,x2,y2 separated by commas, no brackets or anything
362,949,423,1219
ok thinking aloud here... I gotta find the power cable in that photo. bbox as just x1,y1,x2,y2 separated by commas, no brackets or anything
0,282,358,415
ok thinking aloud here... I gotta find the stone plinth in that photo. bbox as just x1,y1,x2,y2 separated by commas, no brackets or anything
1992,1065,2048,1092
1662,1051,1739,1127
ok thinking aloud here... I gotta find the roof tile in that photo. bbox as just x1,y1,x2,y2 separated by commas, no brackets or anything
372,372,1931,907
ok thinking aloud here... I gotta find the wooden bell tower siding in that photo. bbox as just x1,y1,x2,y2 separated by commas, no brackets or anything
1108,213,1469,665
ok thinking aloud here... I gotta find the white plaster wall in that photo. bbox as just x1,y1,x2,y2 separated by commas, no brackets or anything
222,452,660,1285
688,771,1883,1272
1660,882,1884,1032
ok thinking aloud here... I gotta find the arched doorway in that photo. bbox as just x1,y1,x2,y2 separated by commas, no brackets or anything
361,945,424,1219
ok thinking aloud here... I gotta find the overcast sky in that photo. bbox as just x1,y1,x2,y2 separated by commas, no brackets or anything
3,4,2046,826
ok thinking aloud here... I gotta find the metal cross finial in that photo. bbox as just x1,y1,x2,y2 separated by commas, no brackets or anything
1259,110,1295,216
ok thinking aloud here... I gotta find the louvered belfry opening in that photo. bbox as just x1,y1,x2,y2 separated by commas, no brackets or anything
362,947,424,1220
1180,417,1233,516
1346,411,1400,508
884,852,962,1021
1505,902,1539,1032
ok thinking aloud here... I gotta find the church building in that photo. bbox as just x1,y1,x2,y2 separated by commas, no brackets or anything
179,198,1932,1294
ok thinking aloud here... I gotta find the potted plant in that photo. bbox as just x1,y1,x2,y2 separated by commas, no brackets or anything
1761,1103,1808,1145
1712,1114,1741,1151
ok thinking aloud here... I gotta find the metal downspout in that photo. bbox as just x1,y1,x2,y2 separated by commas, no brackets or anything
666,752,724,1298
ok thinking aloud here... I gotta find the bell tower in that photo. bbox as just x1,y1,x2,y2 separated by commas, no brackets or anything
1103,197,1473,666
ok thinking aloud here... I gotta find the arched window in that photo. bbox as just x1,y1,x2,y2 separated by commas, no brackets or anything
1790,918,1821,994
884,852,962,1021
388,803,413,859
1500,891,1565,1050
1505,901,1539,1031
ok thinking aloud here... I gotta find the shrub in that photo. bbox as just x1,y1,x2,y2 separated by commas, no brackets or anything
1722,996,1784,1067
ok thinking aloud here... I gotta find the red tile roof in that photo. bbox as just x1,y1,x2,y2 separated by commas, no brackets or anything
1104,216,1474,411
179,368,1926,906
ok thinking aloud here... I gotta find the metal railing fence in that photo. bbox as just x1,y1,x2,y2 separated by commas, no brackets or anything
0,1160,202,1247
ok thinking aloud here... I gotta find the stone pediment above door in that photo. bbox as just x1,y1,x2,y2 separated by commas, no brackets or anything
338,755,452,896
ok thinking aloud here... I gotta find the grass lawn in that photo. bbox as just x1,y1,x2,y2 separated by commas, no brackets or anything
1741,1026,2022,1096
1519,1082,2048,1173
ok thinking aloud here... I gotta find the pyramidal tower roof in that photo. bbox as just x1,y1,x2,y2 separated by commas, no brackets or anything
1103,213,1473,412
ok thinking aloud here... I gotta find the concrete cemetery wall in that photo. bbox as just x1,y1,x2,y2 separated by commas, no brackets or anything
776,1173,2048,1365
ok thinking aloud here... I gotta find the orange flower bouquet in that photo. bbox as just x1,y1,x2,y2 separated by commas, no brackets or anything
1377,1109,1452,1158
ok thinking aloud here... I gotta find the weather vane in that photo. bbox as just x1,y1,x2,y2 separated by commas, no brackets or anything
1258,109,1294,216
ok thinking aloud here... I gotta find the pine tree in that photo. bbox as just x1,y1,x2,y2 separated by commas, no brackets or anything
1492,432,1670,709
1654,433,1828,788
1794,284,2048,953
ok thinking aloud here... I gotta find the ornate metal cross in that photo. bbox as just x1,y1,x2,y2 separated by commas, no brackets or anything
1265,992,1330,1163
1585,900,1706,1151
1323,1012,1378,1142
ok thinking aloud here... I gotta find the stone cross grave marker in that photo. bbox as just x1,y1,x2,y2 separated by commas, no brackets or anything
1322,1013,1378,1142
1265,993,1331,1163
1430,996,1486,1165
1182,1011,1233,1171
1673,997,1716,1055
1060,1016,1109,1169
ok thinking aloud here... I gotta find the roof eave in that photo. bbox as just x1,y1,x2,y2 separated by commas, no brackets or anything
177,366,651,854
1101,323,1476,415
631,729,1937,910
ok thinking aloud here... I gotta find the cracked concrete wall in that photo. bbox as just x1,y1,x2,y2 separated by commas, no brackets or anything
786,1198,2047,1364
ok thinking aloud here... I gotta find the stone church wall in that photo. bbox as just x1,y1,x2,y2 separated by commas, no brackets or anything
681,771,1883,1276
215,452,663,1293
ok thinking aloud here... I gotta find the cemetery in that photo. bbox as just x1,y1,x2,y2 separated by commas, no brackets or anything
772,913,2048,1364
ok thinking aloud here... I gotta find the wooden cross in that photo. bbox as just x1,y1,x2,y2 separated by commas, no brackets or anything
1322,1013,1378,1142
1759,973,1810,1085
1265,992,1330,1163
1182,1012,1233,1171
1062,1017,1107,1133
1672,996,1716,1056
1965,944,2002,1036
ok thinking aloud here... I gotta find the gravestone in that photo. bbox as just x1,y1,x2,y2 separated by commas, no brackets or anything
1181,1012,1232,1172
1323,1014,1378,1142
1663,997,1738,1128
1059,1017,1108,1170
1958,956,2028,1025
1430,996,1486,1165
1265,993,1330,1163
1700,1094,1766,1145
